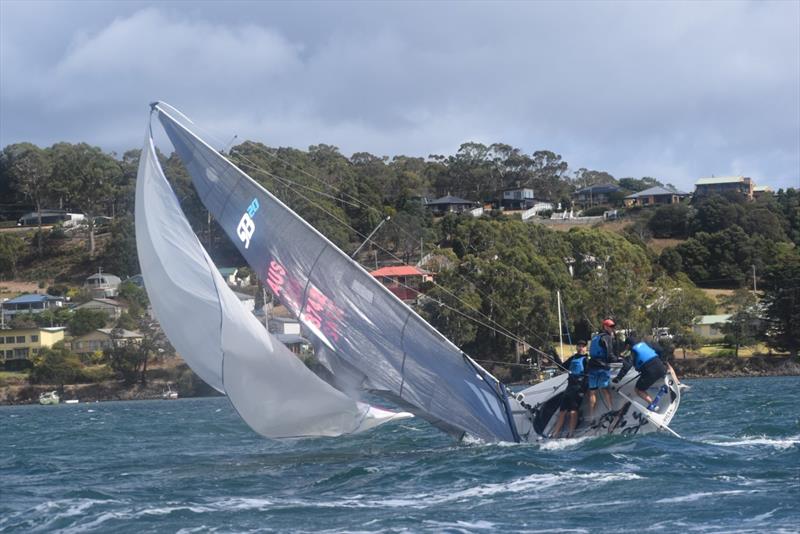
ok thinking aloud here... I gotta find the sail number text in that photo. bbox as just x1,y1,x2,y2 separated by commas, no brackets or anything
237,198,260,249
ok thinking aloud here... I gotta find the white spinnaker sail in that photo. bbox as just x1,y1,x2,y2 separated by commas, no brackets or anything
152,102,519,443
136,122,408,438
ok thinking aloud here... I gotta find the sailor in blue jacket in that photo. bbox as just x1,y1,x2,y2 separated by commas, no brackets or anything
548,341,589,439
586,319,618,420
613,337,668,410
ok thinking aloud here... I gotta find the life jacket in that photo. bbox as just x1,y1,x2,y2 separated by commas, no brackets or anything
632,342,658,369
569,355,586,376
589,334,608,361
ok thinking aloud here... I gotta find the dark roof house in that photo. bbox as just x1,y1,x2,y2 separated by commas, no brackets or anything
572,184,622,207
424,195,479,215
624,186,690,207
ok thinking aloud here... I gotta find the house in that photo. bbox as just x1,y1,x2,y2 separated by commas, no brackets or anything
572,184,622,207
71,328,143,355
0,326,66,365
424,195,479,215
218,267,251,287
275,333,311,355
1,294,65,322
269,316,301,336
624,186,690,207
500,188,536,210
370,265,433,302
83,272,122,298
692,314,732,341
693,176,754,200
73,298,126,320
752,186,773,199
233,291,256,313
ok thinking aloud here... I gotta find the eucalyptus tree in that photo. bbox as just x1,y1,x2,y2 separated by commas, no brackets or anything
50,143,120,257
4,143,53,256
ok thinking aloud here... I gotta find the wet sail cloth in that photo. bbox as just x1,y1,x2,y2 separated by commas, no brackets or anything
151,103,519,443
135,122,407,438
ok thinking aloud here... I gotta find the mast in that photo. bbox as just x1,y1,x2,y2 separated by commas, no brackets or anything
557,289,564,361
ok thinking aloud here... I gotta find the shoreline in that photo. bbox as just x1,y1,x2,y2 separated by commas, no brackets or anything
2,355,798,406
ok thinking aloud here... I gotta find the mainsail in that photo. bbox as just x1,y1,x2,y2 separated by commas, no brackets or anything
151,102,520,443
136,120,409,438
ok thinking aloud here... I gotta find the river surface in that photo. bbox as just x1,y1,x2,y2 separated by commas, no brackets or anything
1,376,798,533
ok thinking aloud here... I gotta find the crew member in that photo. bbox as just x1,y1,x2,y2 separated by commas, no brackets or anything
586,318,617,419
613,337,668,411
549,341,589,439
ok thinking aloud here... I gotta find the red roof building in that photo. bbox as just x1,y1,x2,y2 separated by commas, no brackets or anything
370,265,433,302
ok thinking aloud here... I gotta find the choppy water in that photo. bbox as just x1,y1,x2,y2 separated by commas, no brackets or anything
1,376,798,533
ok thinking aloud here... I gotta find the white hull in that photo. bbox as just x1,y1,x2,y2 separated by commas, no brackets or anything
39,391,60,405
509,363,681,442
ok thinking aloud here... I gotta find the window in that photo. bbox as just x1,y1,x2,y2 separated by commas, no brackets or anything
32,348,39,354
0,337,4,344
5,337,13,343
31,335,39,342
16,336,25,343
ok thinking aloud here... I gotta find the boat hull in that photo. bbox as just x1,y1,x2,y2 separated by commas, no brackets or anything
509,363,681,442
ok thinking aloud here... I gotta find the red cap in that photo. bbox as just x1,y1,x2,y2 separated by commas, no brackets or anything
602,319,616,328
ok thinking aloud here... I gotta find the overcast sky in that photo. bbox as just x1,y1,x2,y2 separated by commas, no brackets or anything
1,0,798,191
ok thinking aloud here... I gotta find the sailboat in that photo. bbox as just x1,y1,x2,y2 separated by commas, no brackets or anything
136,102,681,443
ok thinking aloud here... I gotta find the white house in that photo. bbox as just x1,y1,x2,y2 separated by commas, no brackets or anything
83,272,122,298
73,298,126,320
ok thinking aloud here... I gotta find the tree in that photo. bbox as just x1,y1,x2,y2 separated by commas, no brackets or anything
0,234,27,278
761,250,800,359
719,289,762,357
648,203,692,238
618,177,663,193
4,143,53,256
659,248,683,276
51,143,120,257
29,346,82,387
419,270,482,347
646,275,715,342
102,216,139,278
104,343,142,385
68,308,107,336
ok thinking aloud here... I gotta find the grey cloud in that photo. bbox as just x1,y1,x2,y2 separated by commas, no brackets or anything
0,0,797,190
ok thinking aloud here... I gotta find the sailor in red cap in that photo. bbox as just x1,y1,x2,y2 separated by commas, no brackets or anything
586,318,619,421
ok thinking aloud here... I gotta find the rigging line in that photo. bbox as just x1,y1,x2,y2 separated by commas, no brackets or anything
243,156,543,351
379,276,567,371
236,161,365,211
226,130,553,349
175,115,552,350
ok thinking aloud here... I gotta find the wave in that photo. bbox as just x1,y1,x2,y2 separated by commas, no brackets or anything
656,489,762,503
705,435,800,450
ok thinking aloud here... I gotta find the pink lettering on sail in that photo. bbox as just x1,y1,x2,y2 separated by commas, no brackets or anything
265,259,344,344
306,285,343,343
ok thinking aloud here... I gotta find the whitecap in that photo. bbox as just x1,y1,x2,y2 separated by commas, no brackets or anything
656,489,761,503
422,519,496,530
747,507,779,522
706,435,800,450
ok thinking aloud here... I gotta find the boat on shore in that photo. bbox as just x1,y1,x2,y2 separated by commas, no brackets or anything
162,385,178,400
39,391,60,405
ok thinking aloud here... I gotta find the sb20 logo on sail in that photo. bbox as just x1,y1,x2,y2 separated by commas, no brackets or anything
237,198,260,249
